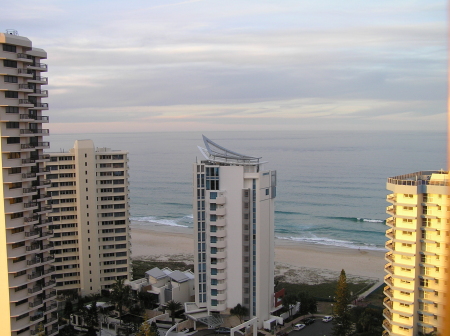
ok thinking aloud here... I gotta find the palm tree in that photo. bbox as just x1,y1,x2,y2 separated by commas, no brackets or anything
166,300,182,325
282,294,297,319
110,278,132,324
230,303,249,324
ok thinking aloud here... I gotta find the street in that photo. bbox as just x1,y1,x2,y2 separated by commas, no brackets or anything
288,318,333,336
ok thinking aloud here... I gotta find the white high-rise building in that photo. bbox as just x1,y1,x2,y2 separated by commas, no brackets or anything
193,136,276,327
0,30,57,336
46,140,131,295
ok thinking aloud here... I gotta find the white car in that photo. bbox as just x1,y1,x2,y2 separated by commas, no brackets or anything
293,324,305,330
322,316,333,322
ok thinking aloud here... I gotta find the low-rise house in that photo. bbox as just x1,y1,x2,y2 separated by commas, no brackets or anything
127,267,195,306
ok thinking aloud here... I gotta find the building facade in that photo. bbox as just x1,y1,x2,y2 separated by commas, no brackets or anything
383,171,448,336
46,140,131,295
193,136,276,327
0,30,58,336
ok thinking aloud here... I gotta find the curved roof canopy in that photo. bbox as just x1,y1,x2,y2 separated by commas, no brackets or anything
198,135,265,165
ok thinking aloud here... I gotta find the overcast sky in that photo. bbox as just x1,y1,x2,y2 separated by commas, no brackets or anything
3,0,446,133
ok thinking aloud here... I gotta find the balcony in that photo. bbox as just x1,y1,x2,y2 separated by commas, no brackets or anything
28,272,43,280
26,244,40,252
386,217,395,227
385,253,394,263
386,229,394,240
28,286,43,294
28,76,48,84
17,53,30,60
17,68,33,76
43,280,56,288
23,187,37,194
384,286,393,298
386,194,396,203
43,291,56,301
20,114,49,123
40,230,53,238
45,315,58,326
29,298,43,308
24,202,38,209
22,172,37,179
385,276,394,287
29,313,44,322
22,158,36,165
383,297,393,309
43,301,58,312
20,129,50,136
35,154,50,161
385,240,394,251
25,230,40,238
36,179,51,187
18,84,33,92
385,265,394,275
18,99,33,106
24,216,39,224
41,243,54,251
36,205,52,214
28,89,48,97
43,267,55,275
27,63,48,70
383,308,392,320
386,206,396,216
382,320,392,332
27,258,41,266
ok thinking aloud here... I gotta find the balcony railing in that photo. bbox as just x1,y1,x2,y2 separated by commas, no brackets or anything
382,320,392,332
18,68,33,75
385,253,394,263
44,291,57,300
29,299,43,308
24,202,38,208
43,280,55,288
39,205,52,212
42,255,55,263
384,286,393,298
19,99,32,105
385,265,394,275
29,313,44,322
34,103,49,108
17,53,28,59
46,316,58,324
27,258,41,266
43,302,57,312
20,129,50,135
22,158,36,164
26,244,40,252
25,230,40,237
24,216,39,223
23,187,37,194
28,63,47,69
385,276,394,286
22,172,37,179
28,286,42,294
18,84,32,89
383,297,393,309
42,243,54,250
37,179,51,186
28,272,42,280
41,230,53,237
43,267,55,275
32,89,48,95
31,76,48,82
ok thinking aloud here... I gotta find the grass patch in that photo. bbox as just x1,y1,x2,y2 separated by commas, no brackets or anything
275,280,374,301
132,259,194,280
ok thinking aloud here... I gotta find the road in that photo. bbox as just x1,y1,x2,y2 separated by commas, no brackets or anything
289,318,333,336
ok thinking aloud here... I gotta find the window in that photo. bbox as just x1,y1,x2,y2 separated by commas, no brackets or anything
210,214,217,222
400,291,411,296
211,247,217,254
3,44,17,52
210,192,217,199
3,60,17,68
5,106,19,113
12,241,25,249
7,152,21,159
210,203,217,211
266,188,269,195
211,268,217,275
4,75,18,83
7,137,20,144
211,279,218,285
5,91,18,98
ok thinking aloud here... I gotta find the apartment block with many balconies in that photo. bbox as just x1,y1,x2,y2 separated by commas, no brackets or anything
46,140,131,296
193,136,277,328
383,171,448,336
0,30,57,336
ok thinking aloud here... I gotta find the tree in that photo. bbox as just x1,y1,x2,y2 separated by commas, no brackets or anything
64,299,74,322
110,278,132,324
333,269,352,336
282,294,297,319
230,303,249,324
80,301,99,336
136,315,159,336
150,321,160,336
36,323,46,336
166,300,182,325
138,291,158,309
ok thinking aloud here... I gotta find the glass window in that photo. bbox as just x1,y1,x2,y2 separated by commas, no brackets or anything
210,192,217,199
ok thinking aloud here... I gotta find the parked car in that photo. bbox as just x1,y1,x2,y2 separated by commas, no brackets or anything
215,328,231,334
293,324,305,330
322,316,333,322
300,318,315,325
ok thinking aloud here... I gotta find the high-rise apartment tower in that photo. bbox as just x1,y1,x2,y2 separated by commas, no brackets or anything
46,140,131,295
0,30,57,336
383,171,447,336
193,136,276,327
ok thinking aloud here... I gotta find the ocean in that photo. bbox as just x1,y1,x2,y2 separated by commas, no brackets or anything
49,130,446,251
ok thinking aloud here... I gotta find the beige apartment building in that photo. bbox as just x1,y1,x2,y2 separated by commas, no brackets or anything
383,171,448,336
0,30,58,336
193,136,277,328
46,140,131,295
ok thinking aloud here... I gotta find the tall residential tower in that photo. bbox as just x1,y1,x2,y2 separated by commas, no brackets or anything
193,136,276,327
46,140,132,295
0,31,57,336
383,171,447,336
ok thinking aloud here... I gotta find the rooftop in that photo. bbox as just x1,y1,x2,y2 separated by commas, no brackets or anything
387,170,449,187
198,135,266,166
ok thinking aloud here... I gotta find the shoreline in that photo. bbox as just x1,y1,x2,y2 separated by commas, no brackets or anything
130,221,386,283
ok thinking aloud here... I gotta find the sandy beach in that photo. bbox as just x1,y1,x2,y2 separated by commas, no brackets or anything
131,222,386,285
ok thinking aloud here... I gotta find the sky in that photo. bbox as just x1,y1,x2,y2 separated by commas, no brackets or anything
2,0,447,133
